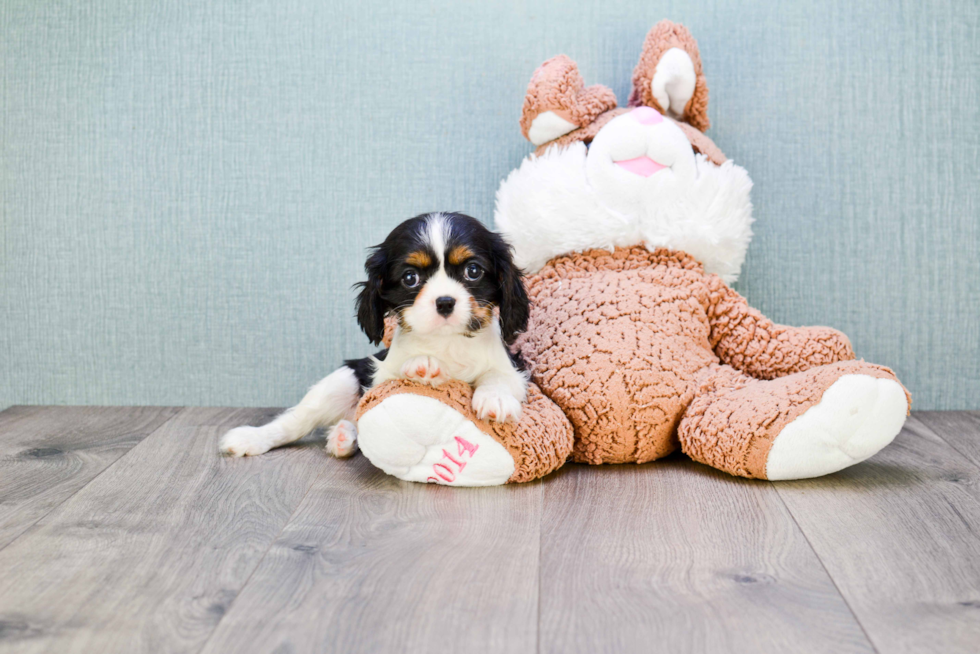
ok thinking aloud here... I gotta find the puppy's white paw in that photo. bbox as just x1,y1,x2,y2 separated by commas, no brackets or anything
326,419,358,458
400,355,449,386
219,425,281,457
472,385,523,423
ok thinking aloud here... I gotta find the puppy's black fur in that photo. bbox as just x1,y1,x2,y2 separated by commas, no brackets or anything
344,349,388,392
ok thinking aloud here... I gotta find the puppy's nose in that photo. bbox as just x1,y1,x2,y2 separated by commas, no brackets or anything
435,296,456,317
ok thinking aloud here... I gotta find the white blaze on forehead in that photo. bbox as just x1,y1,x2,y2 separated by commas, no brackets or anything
424,212,449,268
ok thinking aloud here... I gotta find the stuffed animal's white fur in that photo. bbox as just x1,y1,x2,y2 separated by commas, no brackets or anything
495,113,754,283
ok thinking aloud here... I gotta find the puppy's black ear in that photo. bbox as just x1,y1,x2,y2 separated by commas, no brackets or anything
355,247,388,345
490,234,529,344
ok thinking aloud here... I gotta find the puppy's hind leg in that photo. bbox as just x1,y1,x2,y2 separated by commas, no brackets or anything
220,367,362,457
322,350,391,458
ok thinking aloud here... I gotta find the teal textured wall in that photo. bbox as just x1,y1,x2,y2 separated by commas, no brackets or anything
2,0,978,409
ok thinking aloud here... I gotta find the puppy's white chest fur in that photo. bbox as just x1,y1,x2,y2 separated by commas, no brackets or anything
371,318,527,424
374,320,513,387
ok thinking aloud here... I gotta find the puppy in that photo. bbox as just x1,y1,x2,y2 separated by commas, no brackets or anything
219,212,530,459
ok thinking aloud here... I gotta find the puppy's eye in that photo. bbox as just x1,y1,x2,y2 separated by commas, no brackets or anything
464,262,484,281
402,270,420,288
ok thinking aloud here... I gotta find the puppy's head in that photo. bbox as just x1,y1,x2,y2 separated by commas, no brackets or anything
356,212,529,345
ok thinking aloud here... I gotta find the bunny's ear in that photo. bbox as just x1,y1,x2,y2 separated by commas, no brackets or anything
520,55,618,147
629,20,710,132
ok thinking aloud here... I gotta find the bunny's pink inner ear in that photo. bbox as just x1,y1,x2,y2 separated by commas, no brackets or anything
630,20,711,133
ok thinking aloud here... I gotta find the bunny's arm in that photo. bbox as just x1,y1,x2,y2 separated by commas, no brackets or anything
704,275,855,380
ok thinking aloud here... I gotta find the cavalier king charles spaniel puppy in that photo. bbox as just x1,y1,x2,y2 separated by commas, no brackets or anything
219,212,530,459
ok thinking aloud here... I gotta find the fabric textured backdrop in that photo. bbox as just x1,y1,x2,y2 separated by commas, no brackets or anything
2,0,978,410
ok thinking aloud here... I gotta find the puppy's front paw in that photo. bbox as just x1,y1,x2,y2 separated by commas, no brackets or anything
400,355,449,386
326,419,358,458
219,425,280,457
472,385,523,423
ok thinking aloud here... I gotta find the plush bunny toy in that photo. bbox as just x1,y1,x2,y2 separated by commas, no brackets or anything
353,20,910,486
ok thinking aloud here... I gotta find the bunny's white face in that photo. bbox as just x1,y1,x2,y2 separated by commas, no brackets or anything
494,107,754,284
585,107,698,219
589,107,697,179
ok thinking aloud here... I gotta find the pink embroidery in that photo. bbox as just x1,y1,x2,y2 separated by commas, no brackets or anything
455,436,479,457
442,448,466,472
433,463,455,483
427,435,481,484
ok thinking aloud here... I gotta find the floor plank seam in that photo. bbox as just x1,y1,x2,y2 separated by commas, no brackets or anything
536,482,543,654
0,407,187,557
192,463,328,654
917,415,980,474
769,481,882,654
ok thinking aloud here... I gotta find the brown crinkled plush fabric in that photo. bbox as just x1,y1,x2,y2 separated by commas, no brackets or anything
678,361,911,479
519,54,618,142
628,20,710,132
514,247,719,464
672,119,726,165
704,275,856,379
513,246,866,467
356,380,574,484
520,34,726,161
381,315,398,347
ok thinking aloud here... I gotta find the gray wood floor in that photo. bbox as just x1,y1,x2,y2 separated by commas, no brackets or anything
0,407,977,654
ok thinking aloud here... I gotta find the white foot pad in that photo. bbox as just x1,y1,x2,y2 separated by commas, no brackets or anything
356,394,515,486
766,374,908,481
326,419,358,458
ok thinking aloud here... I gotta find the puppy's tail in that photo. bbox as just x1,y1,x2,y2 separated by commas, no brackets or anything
219,365,363,456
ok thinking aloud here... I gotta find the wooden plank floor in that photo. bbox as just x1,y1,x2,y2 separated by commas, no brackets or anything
0,408,977,654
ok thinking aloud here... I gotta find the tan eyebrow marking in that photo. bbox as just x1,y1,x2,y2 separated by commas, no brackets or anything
405,251,432,268
448,245,474,266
